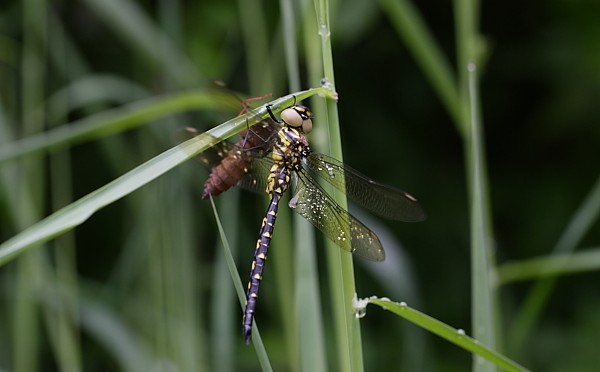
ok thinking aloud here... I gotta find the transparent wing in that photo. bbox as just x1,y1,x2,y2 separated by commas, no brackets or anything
177,127,273,195
290,170,385,261
305,153,426,222
235,155,271,194
177,120,280,160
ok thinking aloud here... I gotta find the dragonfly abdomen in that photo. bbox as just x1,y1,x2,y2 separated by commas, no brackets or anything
243,191,283,344
243,135,298,344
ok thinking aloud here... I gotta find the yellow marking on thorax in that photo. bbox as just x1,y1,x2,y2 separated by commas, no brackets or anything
265,126,307,195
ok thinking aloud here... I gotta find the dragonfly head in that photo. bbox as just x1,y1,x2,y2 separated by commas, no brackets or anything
281,105,313,134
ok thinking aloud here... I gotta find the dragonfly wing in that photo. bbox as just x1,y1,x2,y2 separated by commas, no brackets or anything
177,127,272,195
289,170,385,261
305,153,426,222
177,127,231,167
236,156,271,194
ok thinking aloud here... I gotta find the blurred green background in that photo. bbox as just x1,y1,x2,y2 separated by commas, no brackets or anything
1,0,600,371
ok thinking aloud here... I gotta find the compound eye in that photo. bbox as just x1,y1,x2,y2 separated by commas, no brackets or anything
280,107,304,128
301,119,313,133
280,105,314,133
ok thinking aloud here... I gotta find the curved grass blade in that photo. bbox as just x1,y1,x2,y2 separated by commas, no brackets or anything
177,121,277,198
0,131,214,266
0,87,337,266
81,0,201,88
0,90,239,165
359,297,530,372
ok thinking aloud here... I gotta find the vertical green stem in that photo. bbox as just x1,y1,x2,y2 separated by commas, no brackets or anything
281,0,328,371
14,0,47,371
49,150,82,372
455,0,497,370
314,0,363,370
280,1,303,369
279,0,301,91
46,8,84,371
378,0,463,131
237,0,274,94
466,63,497,371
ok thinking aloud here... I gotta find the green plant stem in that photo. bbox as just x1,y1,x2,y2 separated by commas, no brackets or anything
455,0,498,369
367,298,530,372
299,2,330,372
377,0,462,131
497,247,600,284
210,197,273,371
0,91,239,165
315,0,364,370
237,0,274,94
13,0,48,370
81,0,201,88
508,174,600,355
466,63,497,371
0,89,334,267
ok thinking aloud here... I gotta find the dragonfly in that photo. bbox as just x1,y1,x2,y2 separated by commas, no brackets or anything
182,102,426,344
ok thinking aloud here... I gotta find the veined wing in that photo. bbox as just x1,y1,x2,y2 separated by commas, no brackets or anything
177,120,279,162
177,126,277,196
289,170,385,261
177,127,237,168
304,153,426,222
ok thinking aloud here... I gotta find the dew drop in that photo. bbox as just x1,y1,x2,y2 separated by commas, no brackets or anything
352,294,370,318
399,302,408,308
457,329,466,336
355,307,367,319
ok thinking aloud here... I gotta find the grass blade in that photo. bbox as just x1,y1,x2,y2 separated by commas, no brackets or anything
508,174,600,354
497,247,600,284
0,91,239,165
0,131,212,266
377,0,462,129
314,0,363,370
466,62,497,371
209,197,273,371
361,297,530,372
80,0,201,88
0,88,335,267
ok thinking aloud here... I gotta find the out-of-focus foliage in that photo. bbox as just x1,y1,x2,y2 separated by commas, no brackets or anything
1,0,599,371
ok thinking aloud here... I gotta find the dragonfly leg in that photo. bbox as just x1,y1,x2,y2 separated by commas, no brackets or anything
266,95,297,123
265,104,281,123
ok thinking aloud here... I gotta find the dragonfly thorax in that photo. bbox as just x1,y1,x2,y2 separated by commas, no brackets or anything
266,126,310,195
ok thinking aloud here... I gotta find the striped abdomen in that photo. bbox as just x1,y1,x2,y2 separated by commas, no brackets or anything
242,192,281,344
202,122,275,199
242,159,293,344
